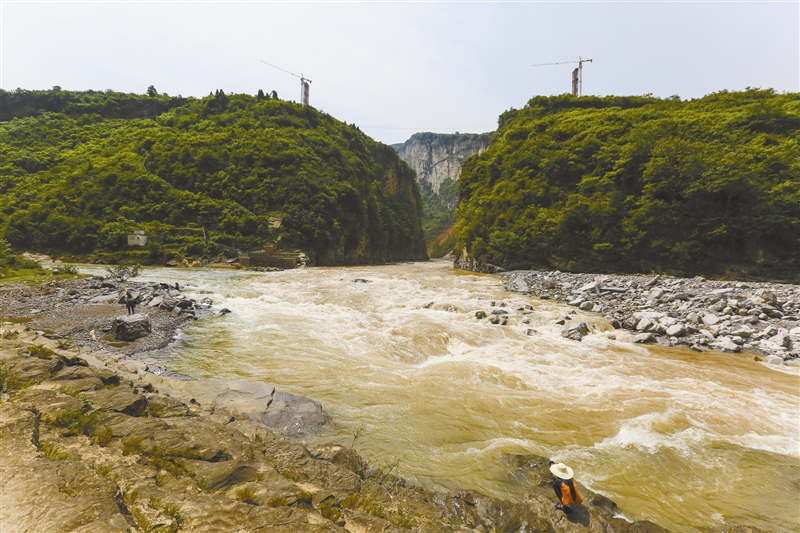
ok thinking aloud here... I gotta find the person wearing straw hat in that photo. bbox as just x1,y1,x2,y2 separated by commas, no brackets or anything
549,460,583,512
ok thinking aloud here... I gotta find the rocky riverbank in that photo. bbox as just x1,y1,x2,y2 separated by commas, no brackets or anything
0,276,224,357
0,272,777,533
0,325,700,533
502,270,800,366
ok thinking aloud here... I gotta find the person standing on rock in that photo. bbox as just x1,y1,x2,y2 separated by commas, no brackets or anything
125,291,136,315
550,461,583,513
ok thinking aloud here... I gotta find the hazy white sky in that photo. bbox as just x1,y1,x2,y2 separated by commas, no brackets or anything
1,1,798,144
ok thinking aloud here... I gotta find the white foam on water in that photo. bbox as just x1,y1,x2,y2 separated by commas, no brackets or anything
727,432,800,458
135,263,799,533
594,411,709,456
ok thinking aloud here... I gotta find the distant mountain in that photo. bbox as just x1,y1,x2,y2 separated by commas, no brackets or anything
454,90,800,279
393,132,492,257
0,88,428,265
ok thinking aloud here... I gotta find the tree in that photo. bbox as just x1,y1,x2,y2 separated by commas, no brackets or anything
147,85,158,97
105,262,141,282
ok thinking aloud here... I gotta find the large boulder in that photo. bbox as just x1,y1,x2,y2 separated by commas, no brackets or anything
110,314,152,341
561,321,590,341
253,392,332,436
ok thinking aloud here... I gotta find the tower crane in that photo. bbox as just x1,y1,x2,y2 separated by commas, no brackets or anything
260,60,312,106
531,57,593,97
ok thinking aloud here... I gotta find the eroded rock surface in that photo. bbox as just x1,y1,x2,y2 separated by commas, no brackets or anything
2,327,763,533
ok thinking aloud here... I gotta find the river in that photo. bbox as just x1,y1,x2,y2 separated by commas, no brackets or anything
104,261,798,532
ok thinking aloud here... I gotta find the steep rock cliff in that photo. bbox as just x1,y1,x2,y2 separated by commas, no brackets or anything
393,132,492,206
393,132,492,257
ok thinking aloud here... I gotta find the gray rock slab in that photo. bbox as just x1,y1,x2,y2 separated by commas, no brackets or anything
251,391,332,436
711,340,741,352
110,314,151,341
89,293,119,303
666,324,687,337
578,281,601,293
561,321,589,341
508,278,529,293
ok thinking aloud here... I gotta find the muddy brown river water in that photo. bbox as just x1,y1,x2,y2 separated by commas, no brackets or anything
110,261,798,533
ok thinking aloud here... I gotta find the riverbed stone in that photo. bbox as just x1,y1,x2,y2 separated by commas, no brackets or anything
636,318,655,332
578,281,601,293
711,339,741,352
769,333,791,348
248,392,327,436
561,321,589,341
634,333,656,344
89,293,119,304
701,314,721,326
666,324,687,337
110,313,152,341
508,278,529,292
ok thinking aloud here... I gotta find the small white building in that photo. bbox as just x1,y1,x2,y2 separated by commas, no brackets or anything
127,230,148,247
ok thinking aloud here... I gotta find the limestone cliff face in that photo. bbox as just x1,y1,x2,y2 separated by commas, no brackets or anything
393,132,492,201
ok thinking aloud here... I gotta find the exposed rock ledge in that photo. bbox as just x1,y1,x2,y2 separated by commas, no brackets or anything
1,328,767,533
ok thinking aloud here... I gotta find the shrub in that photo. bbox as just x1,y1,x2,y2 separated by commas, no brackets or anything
0,362,31,394
105,262,141,282
122,488,140,504
319,500,344,526
341,493,359,510
56,339,76,351
45,406,99,437
295,491,313,504
40,441,70,461
266,496,288,507
1,330,19,340
27,344,55,358
360,497,385,518
129,507,152,532
142,444,193,477
93,426,114,447
145,402,165,417
57,386,79,397
122,437,144,456
279,469,301,482
235,487,257,505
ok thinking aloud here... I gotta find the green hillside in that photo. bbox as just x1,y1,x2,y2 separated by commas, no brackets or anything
0,88,427,265
455,90,800,279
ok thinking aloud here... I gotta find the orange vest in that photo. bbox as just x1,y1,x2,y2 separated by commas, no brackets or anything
559,479,584,508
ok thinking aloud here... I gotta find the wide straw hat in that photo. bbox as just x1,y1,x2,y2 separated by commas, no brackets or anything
550,462,574,480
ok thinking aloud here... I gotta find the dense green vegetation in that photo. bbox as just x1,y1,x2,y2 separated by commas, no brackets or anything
0,239,44,279
456,90,800,278
0,88,427,265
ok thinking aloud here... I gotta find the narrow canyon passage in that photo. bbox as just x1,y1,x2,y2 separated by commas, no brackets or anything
129,261,800,533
